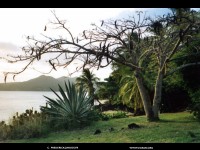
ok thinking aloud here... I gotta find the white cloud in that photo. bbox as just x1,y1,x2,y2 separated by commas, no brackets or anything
0,42,19,50
0,8,166,83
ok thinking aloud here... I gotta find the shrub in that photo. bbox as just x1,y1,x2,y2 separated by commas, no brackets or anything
112,111,128,119
41,81,96,129
98,111,128,121
0,109,50,140
0,121,8,140
98,113,111,121
188,90,200,120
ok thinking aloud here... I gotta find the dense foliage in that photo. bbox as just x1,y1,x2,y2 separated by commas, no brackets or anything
189,90,200,120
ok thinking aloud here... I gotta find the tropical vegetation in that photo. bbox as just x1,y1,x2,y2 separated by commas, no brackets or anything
0,109,49,140
41,81,97,129
75,69,100,105
1,8,200,143
3,112,200,143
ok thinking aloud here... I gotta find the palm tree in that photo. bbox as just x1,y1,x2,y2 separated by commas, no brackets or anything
119,75,143,113
96,76,120,105
75,69,100,105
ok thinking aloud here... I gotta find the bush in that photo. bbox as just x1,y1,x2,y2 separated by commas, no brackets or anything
0,109,50,140
0,121,7,140
97,111,128,121
112,111,128,119
188,90,200,120
99,113,111,121
41,81,96,130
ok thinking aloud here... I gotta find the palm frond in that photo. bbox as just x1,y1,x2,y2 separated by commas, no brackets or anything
119,74,143,111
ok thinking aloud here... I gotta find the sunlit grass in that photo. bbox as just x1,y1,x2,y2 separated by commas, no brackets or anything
3,111,200,143
103,110,133,116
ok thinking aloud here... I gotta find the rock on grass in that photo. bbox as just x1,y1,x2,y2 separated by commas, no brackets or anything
94,129,101,135
128,123,140,129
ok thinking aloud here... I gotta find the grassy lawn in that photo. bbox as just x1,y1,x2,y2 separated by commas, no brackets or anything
3,111,200,143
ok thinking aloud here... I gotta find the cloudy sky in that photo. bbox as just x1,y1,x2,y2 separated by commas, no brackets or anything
0,8,178,83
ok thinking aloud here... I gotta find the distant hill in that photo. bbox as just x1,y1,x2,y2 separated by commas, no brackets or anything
0,75,77,91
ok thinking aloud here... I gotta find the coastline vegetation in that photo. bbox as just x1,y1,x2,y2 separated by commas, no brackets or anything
2,111,200,143
0,8,200,143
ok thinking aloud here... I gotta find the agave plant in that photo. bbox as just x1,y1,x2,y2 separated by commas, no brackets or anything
40,81,94,129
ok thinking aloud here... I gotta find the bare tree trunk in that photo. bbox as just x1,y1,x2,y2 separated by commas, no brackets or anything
135,70,154,121
152,70,164,120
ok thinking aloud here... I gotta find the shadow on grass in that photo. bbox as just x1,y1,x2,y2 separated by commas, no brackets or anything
158,119,197,123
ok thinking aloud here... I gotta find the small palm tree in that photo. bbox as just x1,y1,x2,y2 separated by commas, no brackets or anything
119,75,143,113
75,69,100,105
40,81,94,129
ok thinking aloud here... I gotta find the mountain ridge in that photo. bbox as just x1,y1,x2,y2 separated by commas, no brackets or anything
0,75,77,91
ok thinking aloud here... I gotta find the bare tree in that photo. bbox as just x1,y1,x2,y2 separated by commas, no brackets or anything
148,9,200,119
4,10,200,121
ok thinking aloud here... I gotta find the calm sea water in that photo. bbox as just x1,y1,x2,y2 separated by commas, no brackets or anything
0,91,99,123
0,91,58,122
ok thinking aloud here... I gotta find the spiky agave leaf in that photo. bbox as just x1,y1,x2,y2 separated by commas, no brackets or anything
41,81,93,129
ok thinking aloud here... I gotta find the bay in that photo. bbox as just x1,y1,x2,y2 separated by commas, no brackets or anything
0,91,57,123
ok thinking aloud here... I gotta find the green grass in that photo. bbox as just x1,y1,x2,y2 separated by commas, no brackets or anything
2,111,200,143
